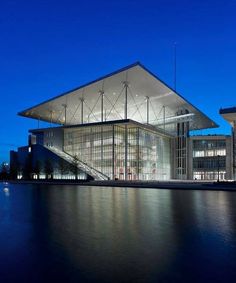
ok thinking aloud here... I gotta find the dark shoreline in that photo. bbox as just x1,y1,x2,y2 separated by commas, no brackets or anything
2,179,236,191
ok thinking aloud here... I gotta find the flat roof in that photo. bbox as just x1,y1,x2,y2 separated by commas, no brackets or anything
19,62,218,132
190,134,230,139
220,107,236,124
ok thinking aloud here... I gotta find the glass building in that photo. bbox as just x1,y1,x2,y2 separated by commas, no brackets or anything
188,135,232,180
220,107,236,180
11,62,218,180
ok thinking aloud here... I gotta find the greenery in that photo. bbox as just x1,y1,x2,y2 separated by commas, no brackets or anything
0,162,10,180
44,159,53,179
70,155,79,180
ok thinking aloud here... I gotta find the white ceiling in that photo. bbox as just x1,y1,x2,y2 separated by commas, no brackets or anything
19,62,218,133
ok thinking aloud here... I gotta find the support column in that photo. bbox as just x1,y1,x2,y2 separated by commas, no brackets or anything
137,128,140,180
101,126,103,173
112,125,115,180
100,90,104,122
80,98,84,124
124,81,129,119
163,106,166,132
123,81,129,180
146,96,149,124
124,125,128,180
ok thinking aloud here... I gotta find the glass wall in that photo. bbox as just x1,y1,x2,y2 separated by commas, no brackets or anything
192,139,227,180
63,122,171,180
175,120,189,179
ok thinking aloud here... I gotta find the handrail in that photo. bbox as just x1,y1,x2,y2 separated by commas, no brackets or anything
63,150,109,179
45,146,109,180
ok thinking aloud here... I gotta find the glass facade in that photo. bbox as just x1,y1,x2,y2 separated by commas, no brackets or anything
63,122,171,180
175,118,189,179
192,139,227,180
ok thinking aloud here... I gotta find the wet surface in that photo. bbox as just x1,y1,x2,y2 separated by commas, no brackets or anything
0,183,236,282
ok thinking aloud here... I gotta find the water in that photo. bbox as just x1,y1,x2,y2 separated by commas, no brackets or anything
0,183,236,282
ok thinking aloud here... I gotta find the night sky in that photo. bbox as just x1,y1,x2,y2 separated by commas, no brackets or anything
0,0,235,162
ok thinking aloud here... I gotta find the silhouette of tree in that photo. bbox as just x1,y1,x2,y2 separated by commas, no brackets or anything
44,159,53,179
33,160,42,179
9,161,18,180
57,158,70,179
23,155,32,180
0,163,9,180
70,155,79,180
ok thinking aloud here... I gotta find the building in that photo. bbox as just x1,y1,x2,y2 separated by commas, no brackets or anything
11,62,218,181
188,135,232,180
220,107,236,180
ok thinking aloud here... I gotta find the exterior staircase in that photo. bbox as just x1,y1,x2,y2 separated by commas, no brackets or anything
46,146,109,180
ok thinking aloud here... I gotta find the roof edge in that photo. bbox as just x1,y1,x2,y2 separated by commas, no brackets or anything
18,61,142,116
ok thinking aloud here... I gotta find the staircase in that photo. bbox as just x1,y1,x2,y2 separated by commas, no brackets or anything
46,146,109,180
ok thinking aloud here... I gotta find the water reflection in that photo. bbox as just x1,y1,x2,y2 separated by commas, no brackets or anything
0,183,236,282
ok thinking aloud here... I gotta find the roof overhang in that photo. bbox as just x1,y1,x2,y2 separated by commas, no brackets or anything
19,62,218,133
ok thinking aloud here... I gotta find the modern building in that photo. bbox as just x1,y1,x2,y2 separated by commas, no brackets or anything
220,107,236,180
11,62,220,181
188,135,232,180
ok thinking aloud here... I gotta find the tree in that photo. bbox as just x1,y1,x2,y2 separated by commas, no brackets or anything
10,161,18,180
0,162,9,180
44,159,53,179
57,158,69,179
33,160,42,179
70,155,79,180
22,155,32,180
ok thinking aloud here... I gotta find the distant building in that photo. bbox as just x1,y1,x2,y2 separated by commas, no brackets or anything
11,62,225,181
188,135,232,180
220,107,236,180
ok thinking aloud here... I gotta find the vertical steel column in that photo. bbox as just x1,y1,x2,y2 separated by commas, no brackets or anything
124,124,128,180
137,128,140,180
146,96,149,124
163,106,166,132
100,90,104,122
112,125,115,180
182,122,184,179
124,82,128,119
123,81,129,180
99,91,104,173
101,125,103,173
80,98,84,124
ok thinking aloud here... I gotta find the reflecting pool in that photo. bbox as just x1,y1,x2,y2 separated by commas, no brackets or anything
0,183,236,282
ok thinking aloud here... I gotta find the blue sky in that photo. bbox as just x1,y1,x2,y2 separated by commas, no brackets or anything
0,0,235,162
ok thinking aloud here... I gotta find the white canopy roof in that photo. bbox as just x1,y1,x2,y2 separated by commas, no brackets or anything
19,62,217,133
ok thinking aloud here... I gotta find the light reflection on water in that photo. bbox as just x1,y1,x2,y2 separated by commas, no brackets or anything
0,183,236,282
